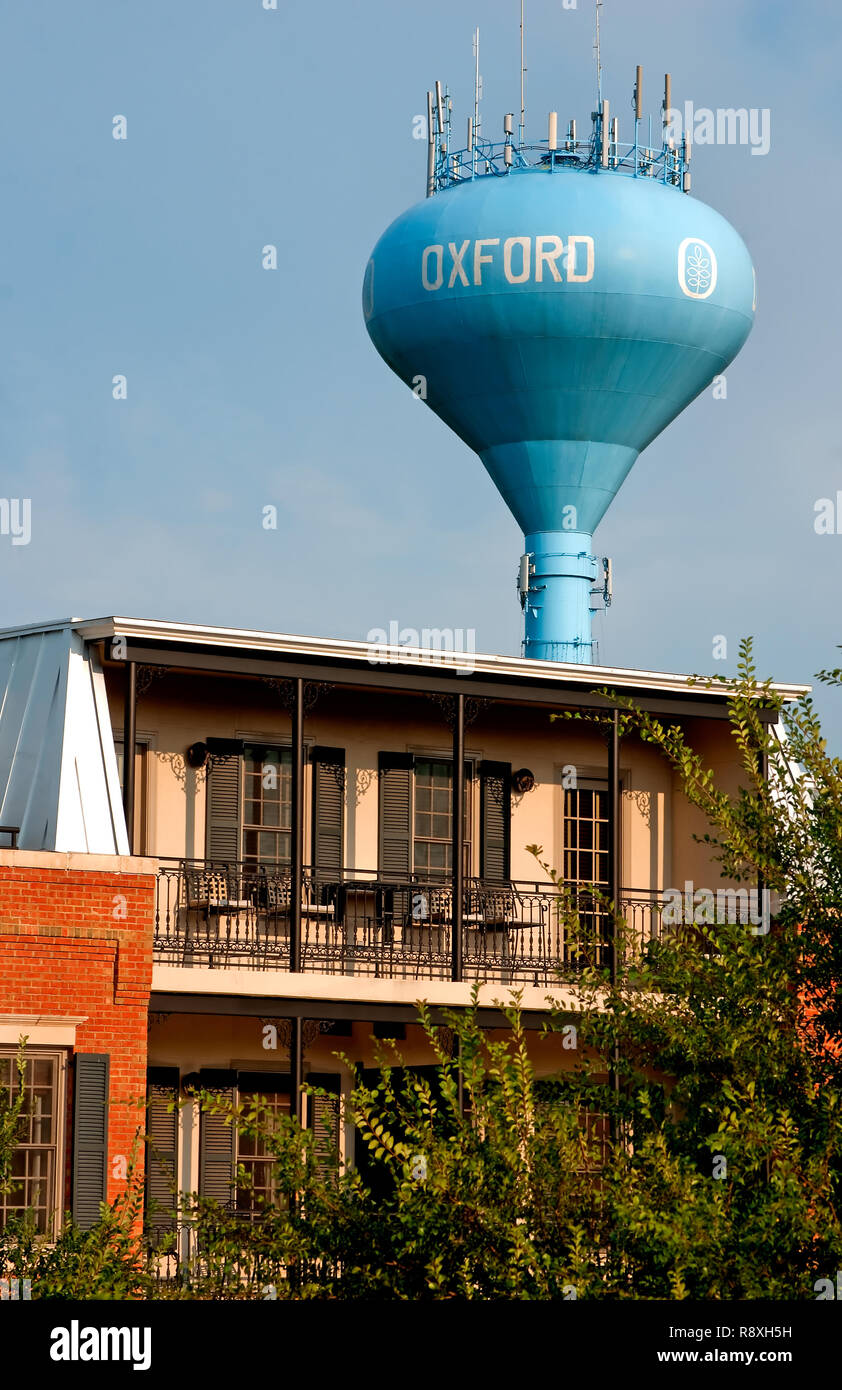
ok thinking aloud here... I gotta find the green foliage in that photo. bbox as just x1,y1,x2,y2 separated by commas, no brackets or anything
0,1040,28,1199
0,1157,151,1299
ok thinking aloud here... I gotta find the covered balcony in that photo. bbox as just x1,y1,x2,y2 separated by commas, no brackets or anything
153,858,668,986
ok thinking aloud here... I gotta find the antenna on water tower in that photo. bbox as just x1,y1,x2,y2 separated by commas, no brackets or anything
594,0,604,106
633,63,642,156
425,89,435,196
473,27,481,138
519,1,527,147
663,72,672,136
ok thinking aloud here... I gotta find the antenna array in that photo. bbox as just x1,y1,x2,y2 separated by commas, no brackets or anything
423,5,690,196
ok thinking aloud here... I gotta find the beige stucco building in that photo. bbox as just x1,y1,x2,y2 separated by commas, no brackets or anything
0,615,807,1222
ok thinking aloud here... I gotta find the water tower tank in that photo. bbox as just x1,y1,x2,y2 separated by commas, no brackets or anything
364,82,756,662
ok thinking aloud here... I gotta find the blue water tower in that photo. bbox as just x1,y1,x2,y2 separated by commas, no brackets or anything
364,75,755,662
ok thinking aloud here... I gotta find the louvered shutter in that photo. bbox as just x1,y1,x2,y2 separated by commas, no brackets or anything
145,1068,179,1236
198,1070,237,1207
307,1073,341,1180
72,1053,109,1231
378,753,413,875
479,761,511,881
461,759,473,875
311,747,345,881
206,755,241,863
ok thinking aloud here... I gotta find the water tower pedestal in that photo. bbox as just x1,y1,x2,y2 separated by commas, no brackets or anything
521,530,599,663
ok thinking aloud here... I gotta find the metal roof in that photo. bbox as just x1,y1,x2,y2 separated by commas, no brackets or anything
0,627,129,854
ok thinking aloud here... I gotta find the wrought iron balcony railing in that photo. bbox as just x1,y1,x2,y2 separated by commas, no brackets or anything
153,860,673,987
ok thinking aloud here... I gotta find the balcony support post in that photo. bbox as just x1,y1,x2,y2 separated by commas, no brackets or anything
290,676,305,1124
122,660,136,851
290,1016,304,1127
608,706,620,986
757,743,768,934
608,707,621,1116
290,676,304,974
451,692,465,983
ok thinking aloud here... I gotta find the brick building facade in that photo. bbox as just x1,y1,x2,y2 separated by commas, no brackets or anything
0,851,155,1230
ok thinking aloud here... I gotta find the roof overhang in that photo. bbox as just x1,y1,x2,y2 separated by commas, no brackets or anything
1,615,811,722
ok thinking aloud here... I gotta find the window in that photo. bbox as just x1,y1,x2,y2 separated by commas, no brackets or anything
413,759,471,878
563,784,609,888
534,1082,609,1175
199,1072,291,1217
562,781,611,967
235,1087,291,1216
242,746,291,869
378,754,477,882
198,1071,340,1216
577,1109,610,1173
0,1050,64,1235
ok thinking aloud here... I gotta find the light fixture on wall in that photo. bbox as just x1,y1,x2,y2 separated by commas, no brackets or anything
185,742,208,769
512,768,535,795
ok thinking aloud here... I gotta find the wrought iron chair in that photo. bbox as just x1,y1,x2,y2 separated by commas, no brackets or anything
182,863,252,965
464,880,520,978
254,867,292,960
402,882,452,979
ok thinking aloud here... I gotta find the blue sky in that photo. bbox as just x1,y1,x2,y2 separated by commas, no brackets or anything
1,0,841,741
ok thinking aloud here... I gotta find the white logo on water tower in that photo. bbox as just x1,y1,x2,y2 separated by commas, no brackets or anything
678,237,717,299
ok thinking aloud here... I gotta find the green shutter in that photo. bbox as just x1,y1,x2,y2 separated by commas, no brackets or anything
206,755,241,863
198,1070,237,1207
479,761,511,881
145,1068,179,1237
72,1053,109,1231
311,747,345,880
307,1073,341,1180
378,753,413,876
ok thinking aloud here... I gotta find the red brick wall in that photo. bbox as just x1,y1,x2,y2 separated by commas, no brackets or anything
0,857,155,1212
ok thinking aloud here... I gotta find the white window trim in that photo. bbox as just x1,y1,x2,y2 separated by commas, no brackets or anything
0,1016,87,1048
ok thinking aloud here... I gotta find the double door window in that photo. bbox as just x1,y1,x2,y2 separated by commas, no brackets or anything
413,758,471,878
242,745,292,869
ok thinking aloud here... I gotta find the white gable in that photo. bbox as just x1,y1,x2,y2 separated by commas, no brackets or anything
0,627,128,853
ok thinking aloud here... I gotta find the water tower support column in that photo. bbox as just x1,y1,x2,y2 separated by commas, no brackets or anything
521,530,599,663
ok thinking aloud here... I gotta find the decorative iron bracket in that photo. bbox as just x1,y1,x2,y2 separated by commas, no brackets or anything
354,768,376,805
261,677,330,716
426,692,492,728
136,665,169,699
